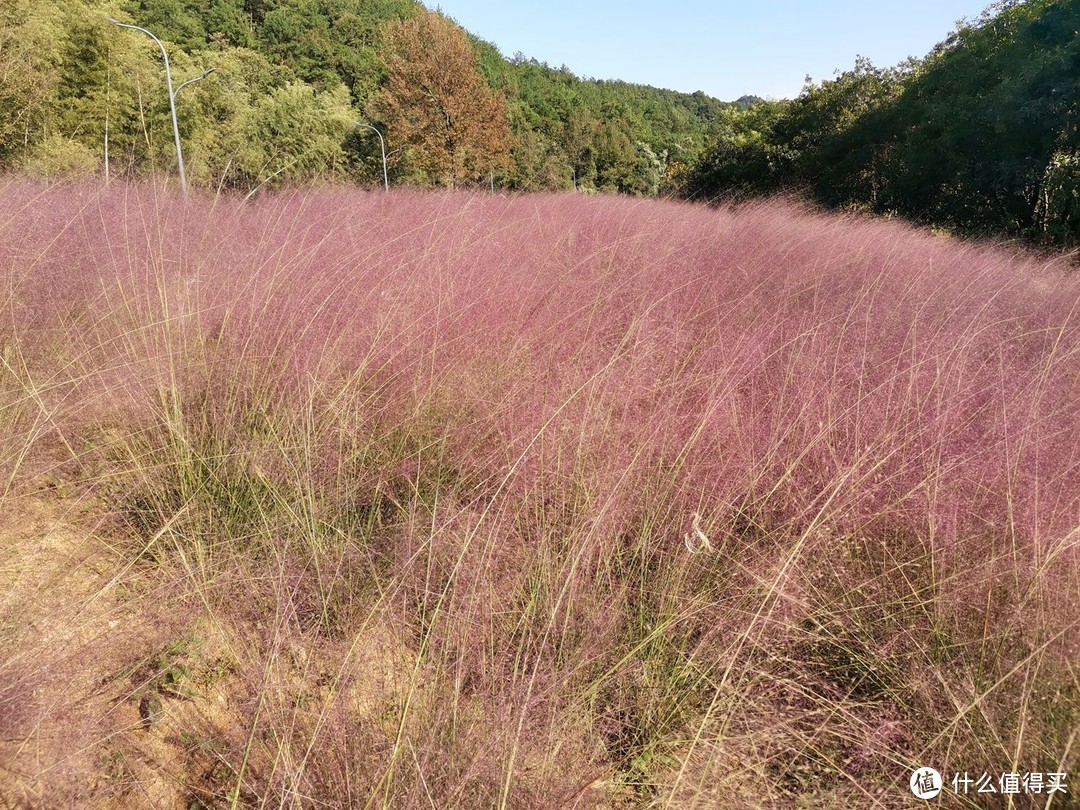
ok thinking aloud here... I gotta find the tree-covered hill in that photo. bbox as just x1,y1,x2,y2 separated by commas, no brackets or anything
469,40,734,193
0,0,739,194
6,0,1073,246
686,0,1080,246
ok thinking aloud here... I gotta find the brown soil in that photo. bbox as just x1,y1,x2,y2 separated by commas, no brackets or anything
0,495,191,807
0,494,413,809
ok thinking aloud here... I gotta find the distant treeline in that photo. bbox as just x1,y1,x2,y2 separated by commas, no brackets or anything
686,0,1080,246
0,0,747,195
1,0,1074,244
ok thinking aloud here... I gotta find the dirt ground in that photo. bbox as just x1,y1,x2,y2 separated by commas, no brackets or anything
0,495,211,807
0,492,418,809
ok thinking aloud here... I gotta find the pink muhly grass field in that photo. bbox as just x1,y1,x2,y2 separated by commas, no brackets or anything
0,178,1078,807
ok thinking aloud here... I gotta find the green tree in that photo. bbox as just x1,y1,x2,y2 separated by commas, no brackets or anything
21,133,99,177
206,0,256,48
0,0,64,162
122,0,207,52
233,81,353,189
259,0,337,86
686,0,1080,245
1036,150,1080,242
682,101,785,199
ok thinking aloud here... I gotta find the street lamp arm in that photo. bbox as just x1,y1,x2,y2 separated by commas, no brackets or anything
104,18,170,69
354,121,389,193
175,68,216,97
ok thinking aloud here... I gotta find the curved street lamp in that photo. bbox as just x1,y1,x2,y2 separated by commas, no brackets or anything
105,17,211,196
354,121,389,192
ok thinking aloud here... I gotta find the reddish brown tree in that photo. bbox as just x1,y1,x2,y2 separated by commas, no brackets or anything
372,10,512,188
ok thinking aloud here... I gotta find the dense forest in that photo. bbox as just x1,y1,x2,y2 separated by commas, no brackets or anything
0,0,1075,243
687,0,1080,245
0,0,739,195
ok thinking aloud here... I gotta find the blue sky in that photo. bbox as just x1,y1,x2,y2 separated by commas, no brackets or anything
432,1,997,101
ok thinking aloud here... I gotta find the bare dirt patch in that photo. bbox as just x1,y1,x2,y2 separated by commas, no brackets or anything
0,497,207,807
0,496,415,808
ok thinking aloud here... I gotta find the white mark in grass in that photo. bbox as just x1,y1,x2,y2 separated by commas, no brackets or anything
683,511,712,554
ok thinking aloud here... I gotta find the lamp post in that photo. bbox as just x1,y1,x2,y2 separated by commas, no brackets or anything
105,17,196,196
354,121,389,192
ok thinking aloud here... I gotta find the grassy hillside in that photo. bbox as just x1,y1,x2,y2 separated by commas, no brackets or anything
1,181,1078,807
